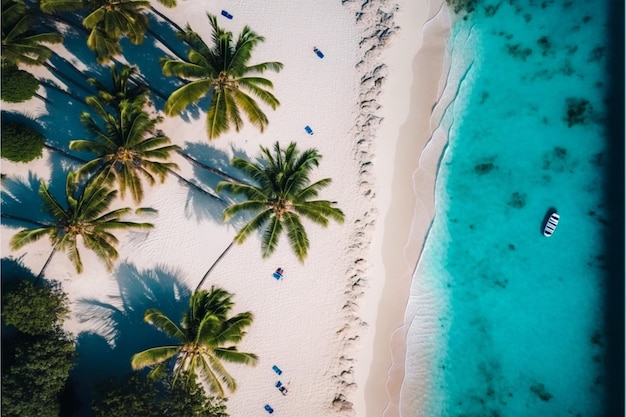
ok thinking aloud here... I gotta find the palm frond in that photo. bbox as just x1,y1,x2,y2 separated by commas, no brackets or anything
131,346,181,370
283,212,309,262
260,215,282,258
144,308,186,340
9,227,53,250
164,79,213,116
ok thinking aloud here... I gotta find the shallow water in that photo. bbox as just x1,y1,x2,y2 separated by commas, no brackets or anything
404,1,612,416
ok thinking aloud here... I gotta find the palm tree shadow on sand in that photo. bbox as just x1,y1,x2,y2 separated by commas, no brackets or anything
0,152,76,229
70,262,190,416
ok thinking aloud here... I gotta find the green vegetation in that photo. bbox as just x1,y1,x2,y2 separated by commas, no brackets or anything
1,270,75,417
0,120,45,162
70,73,180,203
2,280,69,335
9,172,154,275
1,0,62,68
161,13,283,139
1,66,39,102
131,287,257,397
92,373,229,417
217,141,345,262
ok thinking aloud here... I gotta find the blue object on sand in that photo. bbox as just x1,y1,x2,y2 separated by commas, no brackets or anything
273,272,282,280
272,365,282,375
264,404,274,414
221,10,233,19
313,47,324,58
305,125,314,135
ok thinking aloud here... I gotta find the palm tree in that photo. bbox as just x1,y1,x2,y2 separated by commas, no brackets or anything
69,94,180,204
7,172,154,277
131,286,258,397
217,141,345,262
160,13,283,140
1,0,62,68
86,64,149,110
40,0,171,63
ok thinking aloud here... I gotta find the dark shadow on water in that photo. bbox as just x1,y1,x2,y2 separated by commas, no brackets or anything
70,262,191,417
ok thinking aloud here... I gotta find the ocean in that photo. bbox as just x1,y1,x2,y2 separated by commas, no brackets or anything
402,1,619,416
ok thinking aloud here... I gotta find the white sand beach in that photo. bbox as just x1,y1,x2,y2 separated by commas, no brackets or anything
1,0,451,416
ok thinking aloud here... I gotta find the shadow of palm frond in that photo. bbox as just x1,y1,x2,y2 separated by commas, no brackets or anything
182,142,248,188
75,262,190,349
1,172,50,228
179,177,228,224
69,263,191,417
118,36,206,122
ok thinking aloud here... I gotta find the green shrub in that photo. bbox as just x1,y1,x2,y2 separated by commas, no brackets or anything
1,120,45,162
2,280,70,335
1,66,39,103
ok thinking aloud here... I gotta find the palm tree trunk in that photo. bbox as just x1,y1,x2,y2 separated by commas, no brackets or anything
195,240,234,291
145,26,188,61
44,144,87,163
36,244,59,284
148,6,186,35
176,150,244,184
42,62,94,98
166,168,224,203
34,92,51,104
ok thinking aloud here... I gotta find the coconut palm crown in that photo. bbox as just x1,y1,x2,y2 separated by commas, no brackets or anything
160,13,283,139
39,0,156,63
131,286,258,397
1,0,62,68
217,141,345,262
9,172,154,274
70,88,180,203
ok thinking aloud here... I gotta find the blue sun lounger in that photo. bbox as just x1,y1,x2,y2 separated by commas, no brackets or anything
264,404,274,414
305,125,314,135
221,10,233,19
313,47,324,58
272,365,282,375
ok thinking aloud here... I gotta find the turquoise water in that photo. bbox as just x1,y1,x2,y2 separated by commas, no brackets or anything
406,2,614,416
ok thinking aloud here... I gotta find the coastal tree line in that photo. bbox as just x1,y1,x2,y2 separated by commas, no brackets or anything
1,1,344,415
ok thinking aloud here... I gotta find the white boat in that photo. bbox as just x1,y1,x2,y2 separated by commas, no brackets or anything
543,212,560,237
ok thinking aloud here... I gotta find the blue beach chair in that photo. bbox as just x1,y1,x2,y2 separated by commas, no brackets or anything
272,365,282,375
313,47,324,58
305,125,314,135
264,404,274,414
221,10,233,19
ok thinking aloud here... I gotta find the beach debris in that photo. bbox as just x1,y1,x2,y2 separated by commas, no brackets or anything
221,10,233,19
313,46,324,58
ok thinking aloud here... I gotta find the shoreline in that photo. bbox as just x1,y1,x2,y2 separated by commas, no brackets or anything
364,1,452,416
